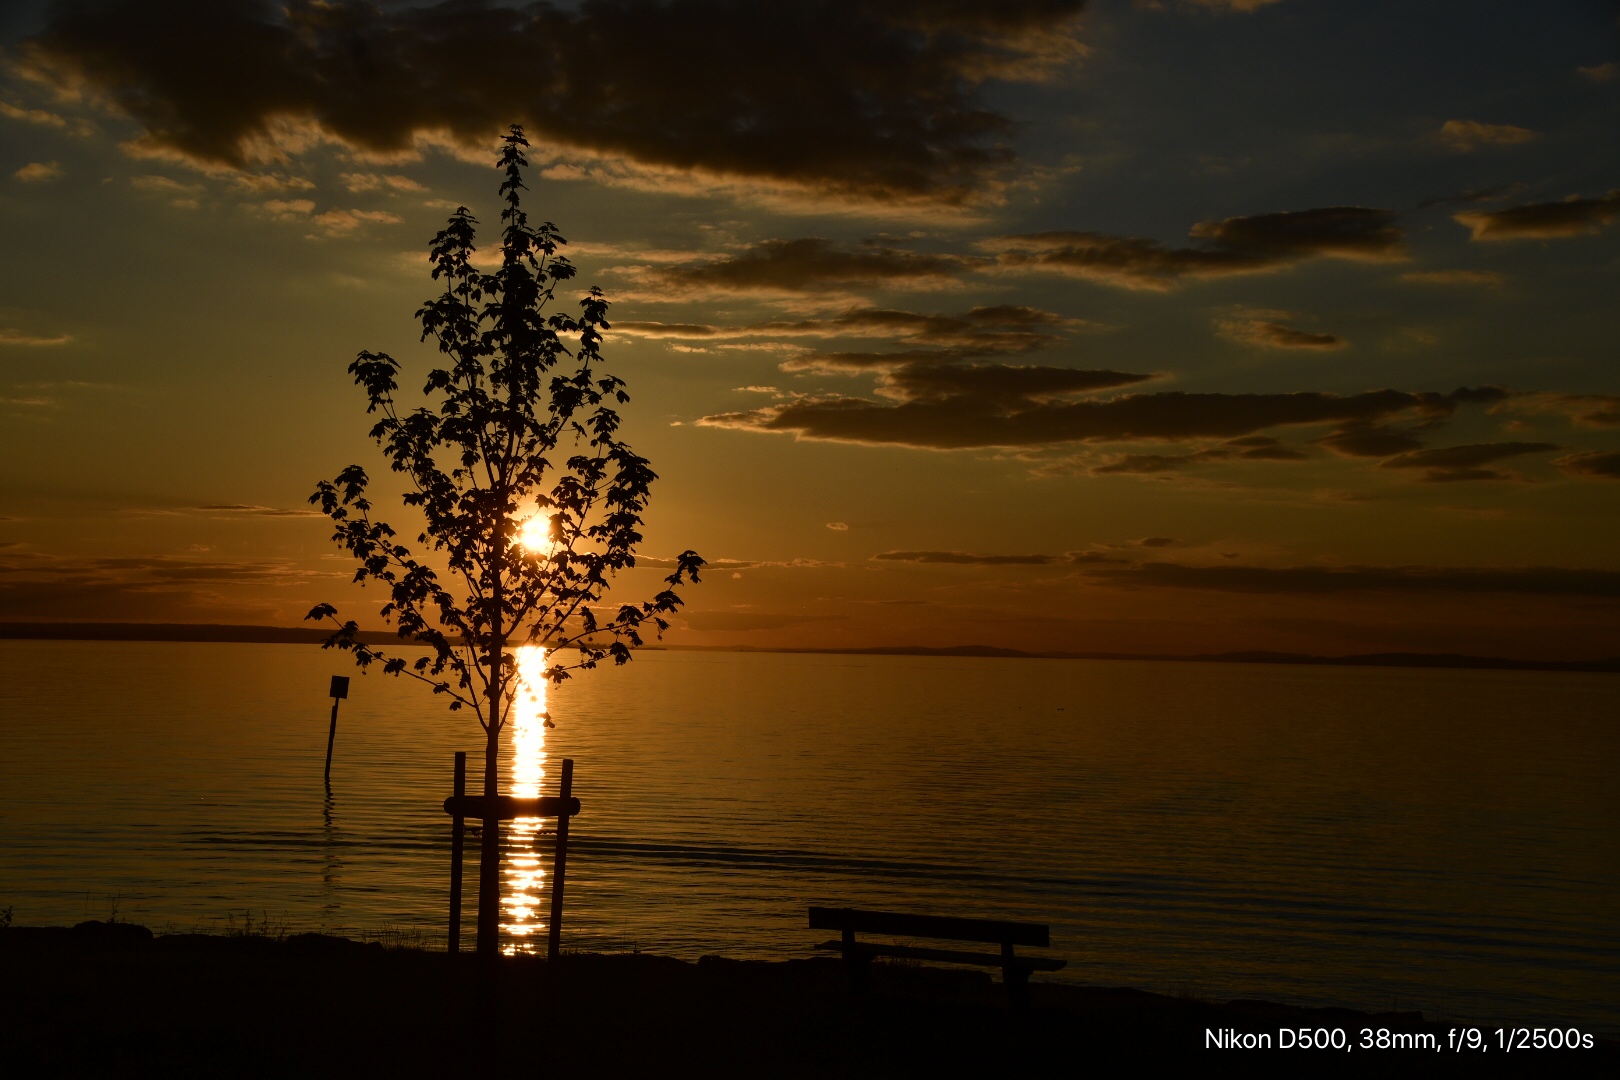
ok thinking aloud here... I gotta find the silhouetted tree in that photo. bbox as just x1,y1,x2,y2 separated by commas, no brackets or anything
307,126,703,957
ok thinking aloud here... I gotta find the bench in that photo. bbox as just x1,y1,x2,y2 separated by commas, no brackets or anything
808,906,1065,1006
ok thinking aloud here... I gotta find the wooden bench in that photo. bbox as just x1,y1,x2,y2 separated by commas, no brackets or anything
809,906,1065,1005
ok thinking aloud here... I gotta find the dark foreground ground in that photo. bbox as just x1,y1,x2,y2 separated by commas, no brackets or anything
2,922,1613,1078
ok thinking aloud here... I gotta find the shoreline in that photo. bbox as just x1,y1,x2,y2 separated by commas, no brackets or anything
2,621,1616,674
9,922,1605,1075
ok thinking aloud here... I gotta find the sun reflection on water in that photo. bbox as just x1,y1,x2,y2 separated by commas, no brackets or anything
500,645,550,954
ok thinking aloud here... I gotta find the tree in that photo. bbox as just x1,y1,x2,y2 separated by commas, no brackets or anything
306,126,703,957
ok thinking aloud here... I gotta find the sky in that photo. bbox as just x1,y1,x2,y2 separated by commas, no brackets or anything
1,0,1618,659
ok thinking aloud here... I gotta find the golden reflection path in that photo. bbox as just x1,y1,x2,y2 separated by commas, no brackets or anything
500,645,550,954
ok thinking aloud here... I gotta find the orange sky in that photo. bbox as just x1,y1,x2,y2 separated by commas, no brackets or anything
1,0,1618,659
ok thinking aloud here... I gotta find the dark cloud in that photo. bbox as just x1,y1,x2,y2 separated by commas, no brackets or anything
1554,450,1620,480
627,239,971,297
876,363,1151,403
1090,435,1308,474
1187,207,1405,259
1455,192,1620,240
983,207,1403,290
873,551,1058,565
981,232,1273,290
1379,441,1559,482
1217,315,1345,350
699,379,1487,451
1085,562,1620,598
27,0,1086,204
1316,422,1428,457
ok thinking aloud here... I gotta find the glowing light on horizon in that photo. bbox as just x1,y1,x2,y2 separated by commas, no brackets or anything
500,645,550,954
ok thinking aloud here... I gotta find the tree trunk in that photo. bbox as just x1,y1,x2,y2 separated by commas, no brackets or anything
476,711,500,957
477,584,505,958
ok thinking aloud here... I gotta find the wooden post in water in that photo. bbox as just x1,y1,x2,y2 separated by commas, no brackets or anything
448,751,466,953
546,758,574,962
324,676,349,785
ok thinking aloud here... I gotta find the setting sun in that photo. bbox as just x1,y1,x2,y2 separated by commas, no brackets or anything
517,514,555,554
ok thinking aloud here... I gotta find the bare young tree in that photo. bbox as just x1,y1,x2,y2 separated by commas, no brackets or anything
307,126,703,956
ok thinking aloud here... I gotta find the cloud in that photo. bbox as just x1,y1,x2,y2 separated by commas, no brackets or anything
1578,62,1618,83
1455,192,1620,240
311,208,404,234
261,198,314,218
1379,441,1559,482
1399,269,1504,286
699,374,1490,451
625,238,970,298
1084,561,1620,597
1499,392,1620,428
983,207,1403,290
873,550,1059,564
1089,435,1308,474
14,161,63,182
1554,450,1620,480
0,329,74,347
1217,313,1345,350
618,304,1077,355
826,522,849,530
1315,422,1427,457
340,172,426,193
229,172,315,193
24,0,1087,206
0,100,96,136
1438,119,1538,152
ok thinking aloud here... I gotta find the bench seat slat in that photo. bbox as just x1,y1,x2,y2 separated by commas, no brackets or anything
808,906,1049,947
815,940,1066,972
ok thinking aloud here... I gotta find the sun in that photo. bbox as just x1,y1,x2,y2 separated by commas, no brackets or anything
517,514,555,553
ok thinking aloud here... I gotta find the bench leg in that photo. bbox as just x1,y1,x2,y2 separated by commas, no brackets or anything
1001,943,1030,1008
840,929,871,991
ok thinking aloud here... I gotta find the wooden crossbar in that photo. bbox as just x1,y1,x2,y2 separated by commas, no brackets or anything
808,906,1049,948
442,794,581,820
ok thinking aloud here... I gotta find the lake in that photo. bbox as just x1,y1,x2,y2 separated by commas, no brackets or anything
0,639,1615,1035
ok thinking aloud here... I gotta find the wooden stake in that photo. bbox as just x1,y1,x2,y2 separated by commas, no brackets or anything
547,758,573,962
323,698,340,785
448,751,466,954
323,676,349,785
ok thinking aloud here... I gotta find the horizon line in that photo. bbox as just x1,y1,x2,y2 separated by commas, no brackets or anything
0,621,1615,674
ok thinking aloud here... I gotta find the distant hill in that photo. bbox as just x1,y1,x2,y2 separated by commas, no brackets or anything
3,621,1616,673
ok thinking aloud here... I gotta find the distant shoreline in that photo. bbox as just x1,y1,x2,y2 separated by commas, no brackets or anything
2,621,1616,674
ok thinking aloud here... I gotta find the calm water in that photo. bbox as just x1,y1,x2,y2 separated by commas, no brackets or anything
0,640,1615,1033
